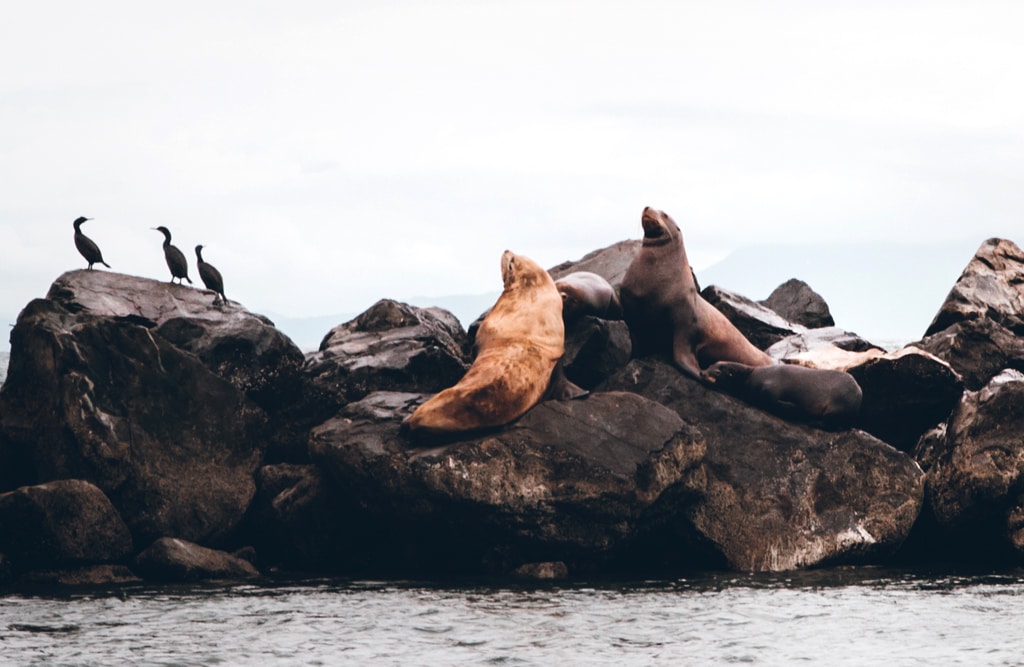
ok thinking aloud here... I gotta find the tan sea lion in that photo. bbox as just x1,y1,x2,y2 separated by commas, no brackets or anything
620,207,772,379
402,250,565,436
701,361,863,427
554,271,623,321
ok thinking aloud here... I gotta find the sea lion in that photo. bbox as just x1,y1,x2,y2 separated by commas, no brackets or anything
554,271,623,321
620,207,772,379
402,250,565,436
701,360,863,427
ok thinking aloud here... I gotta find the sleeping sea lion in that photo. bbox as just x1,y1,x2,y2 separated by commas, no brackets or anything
620,207,772,379
554,271,623,321
402,250,565,436
701,360,863,427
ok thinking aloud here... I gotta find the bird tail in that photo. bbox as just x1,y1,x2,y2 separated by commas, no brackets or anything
102,261,111,268
185,276,193,284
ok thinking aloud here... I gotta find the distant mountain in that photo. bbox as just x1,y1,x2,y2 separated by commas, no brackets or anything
697,240,977,344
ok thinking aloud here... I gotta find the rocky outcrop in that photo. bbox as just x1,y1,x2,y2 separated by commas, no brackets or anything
914,370,1024,561
701,285,807,350
133,537,259,581
760,278,835,329
5,235,1024,584
916,238,1024,391
0,479,132,572
548,240,640,287
309,390,706,575
0,271,289,546
304,299,470,405
600,359,925,571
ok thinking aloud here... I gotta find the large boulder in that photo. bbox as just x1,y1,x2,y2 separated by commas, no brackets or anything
0,479,133,572
916,238,1024,391
133,537,259,581
600,358,925,571
759,278,835,329
561,316,632,390
245,463,354,571
846,347,963,451
304,299,470,407
0,271,276,546
308,390,706,576
701,285,807,350
913,369,1024,562
548,240,640,288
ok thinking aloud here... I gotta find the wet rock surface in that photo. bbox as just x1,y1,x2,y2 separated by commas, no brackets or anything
600,358,925,571
3,236,1024,585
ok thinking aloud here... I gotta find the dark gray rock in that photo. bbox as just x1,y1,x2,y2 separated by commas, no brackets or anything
915,238,1024,392
548,240,640,288
759,278,835,329
134,537,260,581
0,479,132,571
913,370,1024,562
304,299,470,407
309,390,706,576
701,285,806,350
916,318,1024,392
600,358,925,571
246,463,354,570
20,565,142,587
561,316,632,390
0,272,271,546
925,238,1024,336
847,348,964,451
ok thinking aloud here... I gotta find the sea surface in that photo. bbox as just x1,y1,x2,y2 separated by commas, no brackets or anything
2,567,1023,666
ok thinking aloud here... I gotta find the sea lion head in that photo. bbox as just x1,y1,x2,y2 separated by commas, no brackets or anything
500,250,546,291
640,207,681,247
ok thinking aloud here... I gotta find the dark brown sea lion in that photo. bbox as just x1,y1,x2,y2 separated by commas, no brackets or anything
701,360,863,427
620,207,772,379
554,271,623,321
402,250,565,436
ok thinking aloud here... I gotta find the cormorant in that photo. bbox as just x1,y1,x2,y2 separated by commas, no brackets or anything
73,216,110,270
153,226,192,285
195,245,226,304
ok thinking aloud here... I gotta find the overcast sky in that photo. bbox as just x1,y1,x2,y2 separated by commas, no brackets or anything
3,1,1023,349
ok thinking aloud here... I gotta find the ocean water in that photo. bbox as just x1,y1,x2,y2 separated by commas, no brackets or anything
2,568,1023,666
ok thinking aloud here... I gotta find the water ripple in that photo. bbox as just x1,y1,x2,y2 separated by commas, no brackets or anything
1,568,1023,665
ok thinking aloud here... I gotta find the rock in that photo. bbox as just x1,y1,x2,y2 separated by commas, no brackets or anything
304,299,470,407
548,240,640,288
915,318,1024,392
701,285,807,350
913,370,1024,561
20,565,142,587
0,479,132,571
0,272,270,546
561,316,632,390
512,561,569,580
309,390,706,575
766,327,885,366
600,358,925,571
134,537,260,581
846,347,964,451
246,463,353,570
924,238,1024,336
759,279,835,329
914,238,1024,392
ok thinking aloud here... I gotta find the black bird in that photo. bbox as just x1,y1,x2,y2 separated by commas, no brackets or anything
153,226,191,284
195,245,226,304
73,216,110,270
